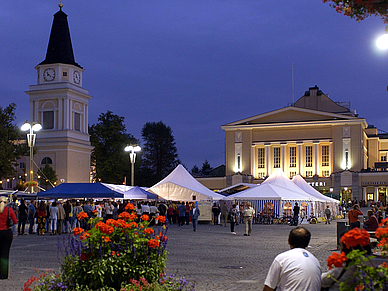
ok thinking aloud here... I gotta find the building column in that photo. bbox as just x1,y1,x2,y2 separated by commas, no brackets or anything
281,144,286,173
265,144,271,177
251,146,256,178
297,143,303,176
362,187,366,201
58,98,63,130
314,142,319,176
375,187,379,202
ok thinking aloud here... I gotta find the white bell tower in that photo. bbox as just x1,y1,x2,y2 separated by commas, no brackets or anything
26,4,93,183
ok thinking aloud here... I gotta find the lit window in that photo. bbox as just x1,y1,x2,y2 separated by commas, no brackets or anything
289,147,296,168
290,171,296,178
258,148,265,168
257,172,265,179
306,171,313,177
274,147,281,168
381,155,387,162
305,146,312,167
322,170,330,177
322,145,329,167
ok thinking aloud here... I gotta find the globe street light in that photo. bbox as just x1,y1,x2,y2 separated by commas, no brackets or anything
124,145,141,186
21,122,42,193
377,28,388,50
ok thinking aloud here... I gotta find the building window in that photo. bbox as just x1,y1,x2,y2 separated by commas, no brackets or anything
289,147,296,168
74,112,81,131
19,162,25,169
290,171,297,178
41,157,53,165
322,170,330,177
274,147,281,168
258,148,265,168
306,170,313,177
322,145,329,166
43,111,54,129
381,155,387,162
305,146,312,167
257,172,265,179
63,72,67,77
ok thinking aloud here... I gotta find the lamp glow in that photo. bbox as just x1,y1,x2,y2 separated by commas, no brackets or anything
377,33,388,50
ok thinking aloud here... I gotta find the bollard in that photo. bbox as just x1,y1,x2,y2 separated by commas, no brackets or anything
337,221,349,249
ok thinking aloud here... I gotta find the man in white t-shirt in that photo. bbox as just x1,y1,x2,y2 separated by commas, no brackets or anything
263,226,321,291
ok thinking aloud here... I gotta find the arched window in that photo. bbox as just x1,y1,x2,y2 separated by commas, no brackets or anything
41,157,53,165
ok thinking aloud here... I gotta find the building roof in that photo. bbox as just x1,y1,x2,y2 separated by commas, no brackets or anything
39,7,82,68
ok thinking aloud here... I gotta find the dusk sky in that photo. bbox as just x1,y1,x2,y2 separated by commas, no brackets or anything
1,1,388,171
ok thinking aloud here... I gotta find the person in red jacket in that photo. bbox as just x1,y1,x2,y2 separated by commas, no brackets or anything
0,196,17,279
363,210,379,231
348,204,363,229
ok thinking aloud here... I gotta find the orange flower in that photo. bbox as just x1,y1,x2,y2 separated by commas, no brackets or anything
125,203,135,211
156,215,166,223
104,236,110,242
128,213,138,221
80,232,91,240
73,227,85,236
327,252,347,270
77,212,88,220
143,228,155,235
340,228,370,248
106,219,118,227
381,262,388,268
128,222,138,229
119,212,130,220
112,251,116,256
147,239,160,248
96,221,114,235
140,214,149,221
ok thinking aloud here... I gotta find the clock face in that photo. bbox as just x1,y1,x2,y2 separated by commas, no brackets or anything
73,71,80,84
43,68,55,82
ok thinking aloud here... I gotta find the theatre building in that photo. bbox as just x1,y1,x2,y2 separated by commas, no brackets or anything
202,86,388,205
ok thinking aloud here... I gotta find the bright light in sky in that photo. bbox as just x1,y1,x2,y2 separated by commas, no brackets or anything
376,33,388,50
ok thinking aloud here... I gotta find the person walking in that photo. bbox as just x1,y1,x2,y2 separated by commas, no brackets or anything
190,202,200,232
27,200,36,234
57,201,65,235
49,202,59,235
325,205,331,224
263,227,321,291
0,196,17,279
348,204,363,229
211,203,220,225
178,202,186,227
7,196,18,236
18,199,27,235
228,204,238,235
36,201,47,235
292,202,300,226
221,202,228,227
243,202,255,236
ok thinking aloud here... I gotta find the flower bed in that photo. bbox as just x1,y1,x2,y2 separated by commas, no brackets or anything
24,203,194,291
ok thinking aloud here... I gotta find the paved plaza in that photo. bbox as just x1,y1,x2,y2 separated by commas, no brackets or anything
1,218,343,291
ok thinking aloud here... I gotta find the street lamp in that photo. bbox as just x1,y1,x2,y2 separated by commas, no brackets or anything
124,145,141,186
376,27,388,50
21,122,42,193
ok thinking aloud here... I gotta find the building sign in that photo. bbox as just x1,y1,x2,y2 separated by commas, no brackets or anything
308,182,326,187
362,181,388,186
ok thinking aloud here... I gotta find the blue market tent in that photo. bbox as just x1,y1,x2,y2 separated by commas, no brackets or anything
37,183,124,199
124,186,160,200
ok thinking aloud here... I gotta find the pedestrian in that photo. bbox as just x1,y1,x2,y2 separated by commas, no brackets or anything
27,200,36,234
221,202,228,227
178,202,186,226
263,227,321,291
167,204,174,224
190,202,200,232
18,199,27,235
363,209,379,231
228,204,238,235
325,205,331,224
0,196,17,279
292,202,300,226
348,204,363,229
36,201,47,235
49,201,59,235
211,203,220,225
243,202,255,236
63,200,71,233
57,201,65,235
112,202,119,220
185,202,190,225
7,196,18,236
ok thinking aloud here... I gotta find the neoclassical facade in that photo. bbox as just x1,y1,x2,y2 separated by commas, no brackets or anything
201,86,388,204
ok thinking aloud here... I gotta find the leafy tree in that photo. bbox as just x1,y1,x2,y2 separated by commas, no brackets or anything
89,111,138,184
139,121,180,186
38,164,58,190
191,165,200,175
201,159,212,176
0,103,29,180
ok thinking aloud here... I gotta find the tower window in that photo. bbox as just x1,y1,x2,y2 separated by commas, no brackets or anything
41,157,53,164
43,111,54,129
74,112,81,131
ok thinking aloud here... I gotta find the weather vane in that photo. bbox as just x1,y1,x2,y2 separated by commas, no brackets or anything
59,1,63,10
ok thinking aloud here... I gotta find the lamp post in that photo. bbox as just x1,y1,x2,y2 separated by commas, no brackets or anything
21,122,42,193
124,145,141,186
377,27,388,50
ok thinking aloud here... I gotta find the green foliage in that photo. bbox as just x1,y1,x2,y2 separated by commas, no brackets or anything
201,159,212,176
0,103,29,180
139,121,180,186
37,164,57,190
89,111,138,184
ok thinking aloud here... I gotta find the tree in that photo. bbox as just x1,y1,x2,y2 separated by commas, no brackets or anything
191,165,200,175
89,111,138,184
0,103,29,180
201,159,212,176
37,164,58,190
323,0,388,23
139,121,180,186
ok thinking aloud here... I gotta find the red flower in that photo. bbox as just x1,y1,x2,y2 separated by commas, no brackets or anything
156,215,166,223
147,239,160,248
125,203,135,211
77,212,88,220
327,252,347,270
140,214,149,221
73,227,85,236
143,228,155,235
340,228,370,248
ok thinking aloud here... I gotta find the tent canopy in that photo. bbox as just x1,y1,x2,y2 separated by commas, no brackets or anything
124,186,160,200
292,175,339,203
37,183,124,199
149,164,224,201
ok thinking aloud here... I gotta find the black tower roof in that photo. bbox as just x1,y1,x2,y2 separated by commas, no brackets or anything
39,6,82,68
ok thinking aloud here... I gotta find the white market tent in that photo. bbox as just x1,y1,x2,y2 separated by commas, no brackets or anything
224,169,326,218
292,174,340,217
148,164,225,201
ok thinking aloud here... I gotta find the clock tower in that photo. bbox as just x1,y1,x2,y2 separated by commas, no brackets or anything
26,4,93,183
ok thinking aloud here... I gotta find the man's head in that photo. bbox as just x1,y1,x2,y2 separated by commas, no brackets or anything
295,202,298,206
288,226,311,249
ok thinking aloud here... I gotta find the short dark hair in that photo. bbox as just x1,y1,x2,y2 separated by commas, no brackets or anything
288,226,311,248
